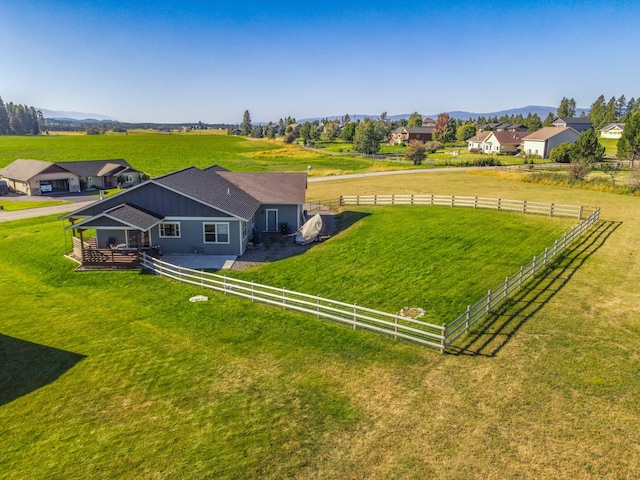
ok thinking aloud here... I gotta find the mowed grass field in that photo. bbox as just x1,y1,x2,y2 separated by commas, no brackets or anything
1,166,640,478
0,132,414,177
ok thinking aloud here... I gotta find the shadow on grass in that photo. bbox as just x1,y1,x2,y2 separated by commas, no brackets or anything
0,334,86,406
448,220,621,357
334,210,372,233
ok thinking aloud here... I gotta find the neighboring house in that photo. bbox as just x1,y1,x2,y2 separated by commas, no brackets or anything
0,158,142,195
521,126,580,158
0,159,81,195
467,131,492,151
479,123,501,131
56,159,142,190
600,123,625,139
61,166,308,264
551,117,593,133
422,118,436,127
389,126,434,145
481,131,530,155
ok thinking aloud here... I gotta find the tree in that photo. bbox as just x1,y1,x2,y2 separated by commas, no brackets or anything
617,111,640,163
557,97,576,117
341,122,357,142
241,110,252,136
456,123,477,141
571,128,605,164
616,95,627,119
353,118,382,154
433,113,455,144
299,122,312,144
589,95,607,130
404,140,427,165
543,112,555,127
407,112,422,127
524,112,542,131
0,97,9,135
250,126,263,138
548,142,573,163
322,120,339,141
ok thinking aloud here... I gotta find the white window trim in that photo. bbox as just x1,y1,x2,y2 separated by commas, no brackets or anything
159,222,181,238
203,222,230,244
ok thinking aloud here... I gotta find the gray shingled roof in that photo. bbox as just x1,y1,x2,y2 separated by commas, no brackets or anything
55,159,135,177
154,167,262,220
218,171,307,204
0,159,56,181
106,204,164,231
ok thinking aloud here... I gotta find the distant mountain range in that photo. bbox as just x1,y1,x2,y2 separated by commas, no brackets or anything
39,108,119,122
299,105,589,123
39,105,590,125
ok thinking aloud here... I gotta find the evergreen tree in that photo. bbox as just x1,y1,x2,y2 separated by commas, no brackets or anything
589,95,606,130
240,110,252,136
0,97,9,135
543,112,555,127
617,111,640,162
557,97,576,117
615,95,627,119
571,129,605,164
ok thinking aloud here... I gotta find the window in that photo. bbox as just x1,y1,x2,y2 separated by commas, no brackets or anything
159,222,180,238
242,221,247,240
126,174,134,183
203,222,229,243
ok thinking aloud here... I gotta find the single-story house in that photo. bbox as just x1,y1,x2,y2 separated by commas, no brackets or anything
600,123,625,139
467,131,492,151
389,126,434,145
521,126,580,158
0,158,142,195
56,159,142,190
481,131,530,155
551,117,593,133
61,166,308,265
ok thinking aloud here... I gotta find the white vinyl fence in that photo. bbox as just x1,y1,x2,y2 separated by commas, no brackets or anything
340,194,594,219
139,254,446,350
141,196,601,353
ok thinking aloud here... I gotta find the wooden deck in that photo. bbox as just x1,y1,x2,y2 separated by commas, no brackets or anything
72,237,142,268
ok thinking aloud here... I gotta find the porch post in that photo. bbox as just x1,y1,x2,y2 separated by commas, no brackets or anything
79,229,85,263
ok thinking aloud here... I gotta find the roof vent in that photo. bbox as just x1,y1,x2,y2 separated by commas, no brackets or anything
227,188,230,195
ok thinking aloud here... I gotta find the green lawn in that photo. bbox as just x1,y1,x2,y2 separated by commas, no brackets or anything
0,133,413,177
0,199,68,211
2,167,640,478
229,207,573,324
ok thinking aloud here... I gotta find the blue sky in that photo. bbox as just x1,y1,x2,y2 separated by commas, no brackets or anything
1,1,639,123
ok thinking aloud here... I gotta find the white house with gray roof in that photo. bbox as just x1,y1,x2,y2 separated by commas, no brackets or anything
61,166,307,263
0,158,141,195
521,126,580,158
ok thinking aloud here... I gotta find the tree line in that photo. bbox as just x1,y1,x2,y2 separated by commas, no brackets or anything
0,96,44,135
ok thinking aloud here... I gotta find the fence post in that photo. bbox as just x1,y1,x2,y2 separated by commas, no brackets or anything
394,316,398,339
201,271,204,289
374,194,377,205
223,275,226,294
410,194,414,205
282,287,286,309
465,305,470,332
392,194,395,205
504,277,509,298
522,200,527,214
430,194,434,206
440,326,446,354
550,203,554,216
316,295,320,319
486,290,492,314
578,205,583,220
532,256,537,274
353,304,357,329
543,248,549,266
497,198,501,211
339,195,344,206
474,196,478,209
451,195,455,207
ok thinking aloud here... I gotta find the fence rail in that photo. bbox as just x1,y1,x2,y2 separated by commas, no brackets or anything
443,207,600,347
141,197,601,353
140,254,446,350
340,194,594,219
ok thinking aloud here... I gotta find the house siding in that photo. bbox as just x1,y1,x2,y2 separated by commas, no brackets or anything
523,129,580,158
78,183,233,219
255,204,300,233
151,219,242,255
